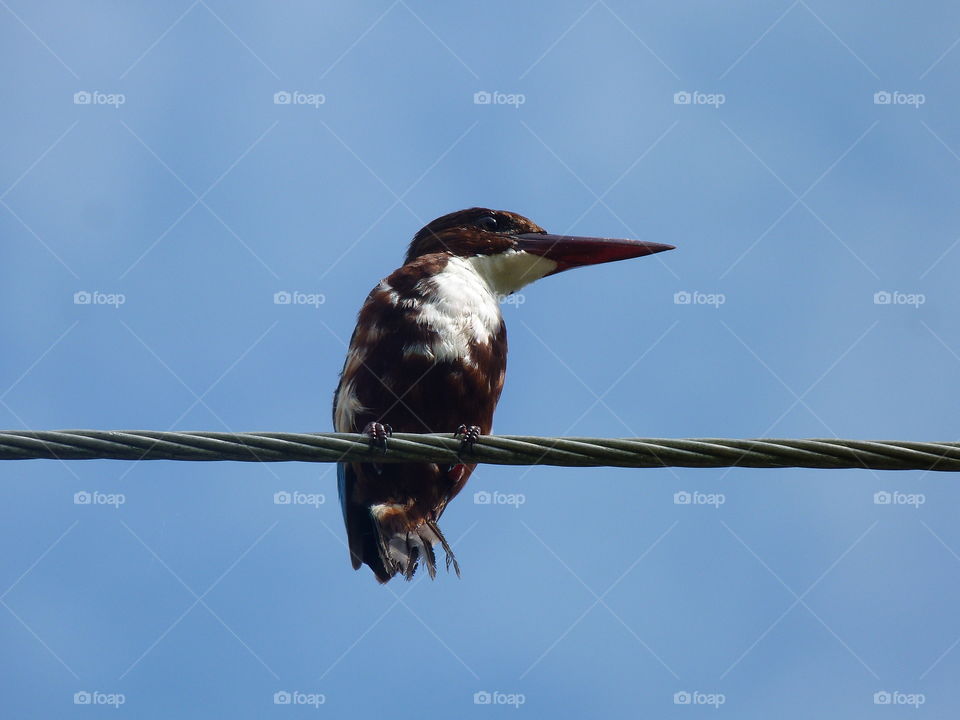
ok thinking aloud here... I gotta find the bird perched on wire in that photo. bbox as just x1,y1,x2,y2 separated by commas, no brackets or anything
333,208,673,583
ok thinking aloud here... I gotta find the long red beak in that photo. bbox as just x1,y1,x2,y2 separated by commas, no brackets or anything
516,233,674,274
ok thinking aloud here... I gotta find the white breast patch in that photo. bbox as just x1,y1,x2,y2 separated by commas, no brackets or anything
408,256,503,364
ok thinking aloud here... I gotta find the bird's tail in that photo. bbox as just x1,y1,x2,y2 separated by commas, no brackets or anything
338,462,461,583
351,504,460,583
376,508,460,582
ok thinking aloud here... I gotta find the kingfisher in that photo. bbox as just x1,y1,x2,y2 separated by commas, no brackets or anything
333,208,673,583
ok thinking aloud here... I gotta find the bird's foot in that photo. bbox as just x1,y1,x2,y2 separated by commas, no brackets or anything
363,422,393,454
454,424,482,456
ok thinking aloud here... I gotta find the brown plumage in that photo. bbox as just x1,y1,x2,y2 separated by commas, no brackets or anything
334,207,674,583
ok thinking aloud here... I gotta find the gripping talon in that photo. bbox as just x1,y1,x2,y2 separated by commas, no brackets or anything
454,424,482,456
363,422,392,454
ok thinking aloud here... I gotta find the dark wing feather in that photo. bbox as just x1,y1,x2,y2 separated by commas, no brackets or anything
337,462,362,570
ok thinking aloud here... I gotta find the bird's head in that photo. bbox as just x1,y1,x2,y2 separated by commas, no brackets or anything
405,207,674,296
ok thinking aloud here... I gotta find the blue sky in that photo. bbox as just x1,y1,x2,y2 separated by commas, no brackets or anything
2,1,960,717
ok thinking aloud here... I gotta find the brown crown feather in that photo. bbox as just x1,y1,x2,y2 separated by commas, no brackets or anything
404,207,546,264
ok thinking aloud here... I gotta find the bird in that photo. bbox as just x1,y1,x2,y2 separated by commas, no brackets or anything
333,207,674,583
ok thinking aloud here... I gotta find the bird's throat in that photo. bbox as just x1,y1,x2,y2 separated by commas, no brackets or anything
466,250,558,296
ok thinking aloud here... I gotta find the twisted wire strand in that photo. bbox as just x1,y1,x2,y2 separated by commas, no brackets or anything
0,430,958,470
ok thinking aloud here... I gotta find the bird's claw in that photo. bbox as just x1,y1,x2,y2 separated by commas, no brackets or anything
454,424,482,456
363,422,393,454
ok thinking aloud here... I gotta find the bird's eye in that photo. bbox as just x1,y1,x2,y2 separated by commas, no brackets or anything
476,215,498,231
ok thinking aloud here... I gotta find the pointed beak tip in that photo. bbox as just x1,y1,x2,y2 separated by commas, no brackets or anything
644,242,676,253
621,241,675,258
